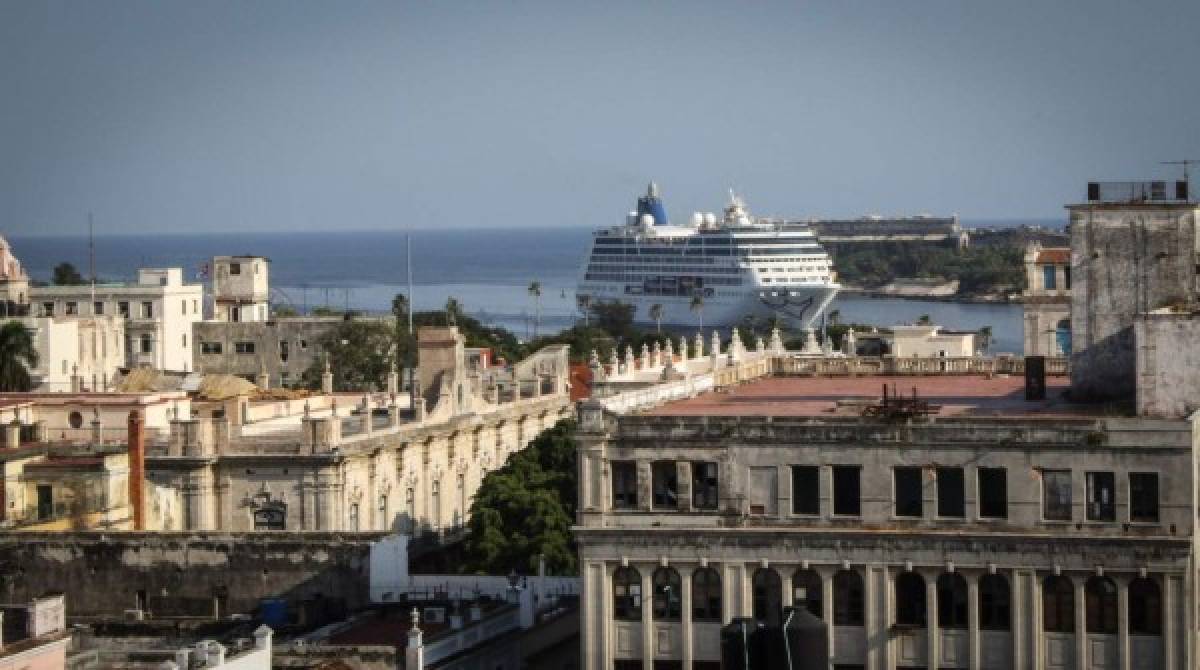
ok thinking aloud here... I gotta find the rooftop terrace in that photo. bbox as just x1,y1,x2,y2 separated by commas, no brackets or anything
642,374,1098,418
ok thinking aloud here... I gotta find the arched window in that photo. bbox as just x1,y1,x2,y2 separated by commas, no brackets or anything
692,567,722,622
613,566,642,621
979,574,1011,631
652,567,682,621
895,572,926,626
792,569,822,619
1086,576,1118,634
1129,577,1162,635
937,573,968,629
1043,575,1074,633
752,568,782,625
833,570,864,626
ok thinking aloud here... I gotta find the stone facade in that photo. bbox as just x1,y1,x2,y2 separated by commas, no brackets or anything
1135,308,1200,419
1022,244,1072,357
574,380,1198,670
1068,200,1200,400
191,316,344,387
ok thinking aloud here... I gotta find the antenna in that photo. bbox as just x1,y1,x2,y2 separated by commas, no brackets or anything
88,211,96,306
1162,159,1198,183
407,233,415,412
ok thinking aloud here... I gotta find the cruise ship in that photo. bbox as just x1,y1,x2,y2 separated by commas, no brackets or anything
577,183,839,330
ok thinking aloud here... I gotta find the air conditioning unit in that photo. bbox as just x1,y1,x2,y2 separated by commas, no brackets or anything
423,607,446,624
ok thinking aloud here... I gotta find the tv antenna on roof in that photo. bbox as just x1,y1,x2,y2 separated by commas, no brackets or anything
1162,159,1198,182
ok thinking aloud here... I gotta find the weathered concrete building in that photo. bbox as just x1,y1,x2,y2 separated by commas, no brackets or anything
1068,180,1198,400
192,315,343,387
1022,243,1072,357
576,363,1196,670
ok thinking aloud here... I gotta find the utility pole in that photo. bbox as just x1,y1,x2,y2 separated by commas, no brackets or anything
407,234,416,412
88,212,96,307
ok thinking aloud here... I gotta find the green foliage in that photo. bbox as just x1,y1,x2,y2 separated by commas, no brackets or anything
462,419,579,575
0,321,39,391
831,242,1026,295
525,325,616,364
301,318,395,391
52,262,86,285
272,305,299,317
587,300,637,341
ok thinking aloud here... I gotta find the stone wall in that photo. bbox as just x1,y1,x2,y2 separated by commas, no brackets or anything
0,532,386,618
1136,310,1200,418
192,318,345,387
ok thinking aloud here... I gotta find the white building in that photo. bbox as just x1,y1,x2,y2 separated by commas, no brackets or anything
211,255,270,322
30,268,203,372
14,315,125,392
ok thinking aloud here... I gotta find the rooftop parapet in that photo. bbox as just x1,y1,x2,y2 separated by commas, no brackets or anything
1083,180,1191,204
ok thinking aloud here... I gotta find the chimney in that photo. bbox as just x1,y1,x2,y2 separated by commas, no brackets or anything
127,411,145,530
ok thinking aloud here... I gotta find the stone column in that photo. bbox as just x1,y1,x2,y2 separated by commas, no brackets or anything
865,565,891,670
642,566,654,670
1116,576,1130,670
967,572,981,670
1074,576,1087,670
925,570,940,670
1163,573,1177,670
818,567,835,661
680,567,693,670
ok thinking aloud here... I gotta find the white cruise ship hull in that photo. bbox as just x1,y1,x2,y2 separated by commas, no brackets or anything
580,283,839,330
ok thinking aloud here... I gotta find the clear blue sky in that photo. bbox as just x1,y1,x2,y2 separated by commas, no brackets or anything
2,0,1198,235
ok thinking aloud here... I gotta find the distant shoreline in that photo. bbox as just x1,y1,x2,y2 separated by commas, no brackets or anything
839,286,1016,305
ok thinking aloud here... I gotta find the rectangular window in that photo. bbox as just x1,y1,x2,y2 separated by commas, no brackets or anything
140,335,153,354
1043,265,1057,290
1042,469,1072,521
230,262,241,275
937,467,965,518
893,467,923,517
42,302,54,316
652,461,678,510
65,301,78,315
791,465,819,515
234,341,256,354
691,461,718,510
748,467,778,515
611,461,637,509
181,333,187,348
1129,473,1159,522
93,301,104,315
193,299,198,313
200,342,223,354
1086,471,1115,521
832,466,861,516
978,468,1008,519
1063,266,1072,290
141,301,154,318
280,340,290,362
118,301,130,317
181,299,187,314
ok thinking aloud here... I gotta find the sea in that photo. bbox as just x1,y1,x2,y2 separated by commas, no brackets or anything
9,227,1030,353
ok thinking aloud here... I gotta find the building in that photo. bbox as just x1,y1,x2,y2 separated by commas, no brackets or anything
1068,179,1198,400
1022,243,1072,357
192,315,344,387
575,367,1196,670
30,267,204,372
854,324,978,358
211,255,271,323
0,236,29,316
0,594,69,670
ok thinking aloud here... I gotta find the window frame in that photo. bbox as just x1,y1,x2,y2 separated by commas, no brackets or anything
893,466,923,518
652,567,682,621
1041,469,1072,522
832,465,861,517
1128,472,1159,523
691,461,718,511
894,572,927,627
977,467,1008,519
978,574,1011,631
936,467,966,519
833,570,864,626
1085,471,1116,522
610,461,638,510
651,461,678,510
791,465,820,516
691,567,722,623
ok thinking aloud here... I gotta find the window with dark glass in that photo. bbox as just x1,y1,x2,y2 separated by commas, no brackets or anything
978,468,1008,519
652,567,682,621
652,461,678,510
1043,265,1057,290
1042,470,1072,521
611,461,638,509
792,569,822,619
1129,473,1159,522
1042,575,1074,632
1064,266,1072,290
979,574,1011,630
937,573,968,629
791,465,819,515
937,467,965,518
894,573,926,627
613,566,642,621
832,466,861,516
751,568,782,625
1085,576,1117,633
833,570,864,626
235,341,255,354
1128,577,1162,635
200,342,222,354
691,461,718,510
1086,471,1115,521
691,567,721,622
893,467,923,517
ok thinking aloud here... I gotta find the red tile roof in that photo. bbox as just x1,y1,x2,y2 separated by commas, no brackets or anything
1035,248,1070,264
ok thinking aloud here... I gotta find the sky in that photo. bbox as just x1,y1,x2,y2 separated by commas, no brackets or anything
2,0,1199,236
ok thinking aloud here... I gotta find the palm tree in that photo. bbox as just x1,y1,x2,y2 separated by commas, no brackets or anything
648,304,664,334
527,281,543,338
0,321,38,391
689,294,705,331
577,293,592,327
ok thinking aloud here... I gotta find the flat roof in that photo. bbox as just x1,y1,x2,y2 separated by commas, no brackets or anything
643,374,1096,418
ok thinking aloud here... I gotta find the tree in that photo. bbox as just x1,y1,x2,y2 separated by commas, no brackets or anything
0,321,38,391
587,300,636,341
52,262,85,286
272,304,299,317
689,294,705,332
462,419,578,575
527,281,543,339
576,293,592,327
300,319,395,391
917,314,933,325
828,309,841,327
649,303,664,334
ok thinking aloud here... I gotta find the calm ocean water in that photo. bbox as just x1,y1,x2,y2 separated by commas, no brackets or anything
9,227,1027,352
